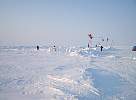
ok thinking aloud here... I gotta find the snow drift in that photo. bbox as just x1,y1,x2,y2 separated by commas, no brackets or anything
0,46,136,100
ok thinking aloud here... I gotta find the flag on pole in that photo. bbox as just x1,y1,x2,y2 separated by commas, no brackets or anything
88,32,93,48
88,33,93,39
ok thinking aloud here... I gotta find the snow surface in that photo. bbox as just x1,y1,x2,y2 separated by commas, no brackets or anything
0,46,136,100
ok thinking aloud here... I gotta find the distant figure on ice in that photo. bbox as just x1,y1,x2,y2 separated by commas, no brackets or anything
88,43,90,48
106,37,109,42
37,45,39,50
100,45,103,52
95,44,98,47
132,46,136,51
53,45,56,52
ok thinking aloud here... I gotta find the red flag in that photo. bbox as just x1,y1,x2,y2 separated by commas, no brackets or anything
88,33,93,39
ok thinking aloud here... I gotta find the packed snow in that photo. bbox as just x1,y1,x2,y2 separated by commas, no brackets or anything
0,46,136,100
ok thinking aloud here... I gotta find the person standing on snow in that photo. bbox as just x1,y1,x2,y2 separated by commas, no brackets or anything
37,45,39,50
100,45,103,52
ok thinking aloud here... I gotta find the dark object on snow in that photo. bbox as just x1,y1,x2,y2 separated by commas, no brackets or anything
132,46,136,51
53,45,56,51
100,46,103,52
88,33,93,39
88,43,89,48
37,45,39,50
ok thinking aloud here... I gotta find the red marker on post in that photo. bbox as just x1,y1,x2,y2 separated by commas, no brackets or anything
88,32,93,48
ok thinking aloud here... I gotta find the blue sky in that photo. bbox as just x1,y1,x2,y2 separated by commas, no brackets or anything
0,0,136,46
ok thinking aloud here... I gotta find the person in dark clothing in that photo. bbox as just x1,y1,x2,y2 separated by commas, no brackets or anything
95,44,98,47
37,45,39,50
53,45,56,52
100,45,103,51
88,43,90,48
132,46,136,51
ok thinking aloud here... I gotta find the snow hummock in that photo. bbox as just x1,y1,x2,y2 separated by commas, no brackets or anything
0,46,136,100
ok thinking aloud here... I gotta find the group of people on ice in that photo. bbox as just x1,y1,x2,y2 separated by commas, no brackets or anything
36,32,111,52
36,45,56,52
87,33,110,52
